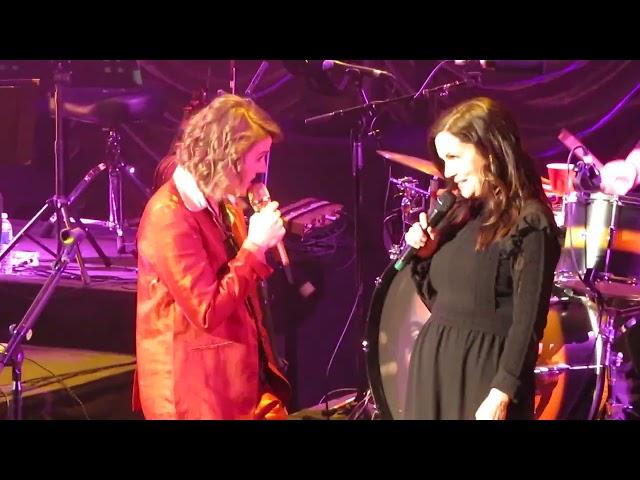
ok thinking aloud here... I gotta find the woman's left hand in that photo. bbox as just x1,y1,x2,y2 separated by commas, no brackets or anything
475,388,510,420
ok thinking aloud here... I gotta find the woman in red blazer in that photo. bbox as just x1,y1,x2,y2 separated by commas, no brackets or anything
133,94,290,419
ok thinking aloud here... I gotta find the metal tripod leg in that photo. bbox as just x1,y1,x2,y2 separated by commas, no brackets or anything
57,199,111,270
602,306,640,419
0,196,109,284
23,233,58,259
0,202,57,264
121,163,151,199
67,209,112,269
41,128,150,256
57,202,91,286
109,162,150,254
40,163,108,238
585,301,640,420
52,196,111,282
108,164,126,254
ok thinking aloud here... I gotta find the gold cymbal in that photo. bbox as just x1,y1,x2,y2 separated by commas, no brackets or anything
377,150,442,178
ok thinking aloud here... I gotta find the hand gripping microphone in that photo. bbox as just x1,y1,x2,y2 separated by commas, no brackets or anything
394,191,456,271
247,183,294,284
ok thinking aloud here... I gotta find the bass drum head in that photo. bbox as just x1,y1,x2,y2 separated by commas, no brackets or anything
365,265,430,419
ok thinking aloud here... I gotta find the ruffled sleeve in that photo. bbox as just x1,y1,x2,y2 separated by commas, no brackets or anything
411,256,437,311
490,201,563,399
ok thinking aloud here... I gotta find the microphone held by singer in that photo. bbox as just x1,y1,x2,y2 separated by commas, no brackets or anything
247,183,292,283
394,191,456,271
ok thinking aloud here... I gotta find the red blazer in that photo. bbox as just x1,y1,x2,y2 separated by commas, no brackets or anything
132,179,290,419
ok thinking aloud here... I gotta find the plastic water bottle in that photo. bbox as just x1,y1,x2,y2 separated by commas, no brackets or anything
0,213,14,274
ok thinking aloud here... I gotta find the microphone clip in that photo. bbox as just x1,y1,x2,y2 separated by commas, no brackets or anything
573,160,601,193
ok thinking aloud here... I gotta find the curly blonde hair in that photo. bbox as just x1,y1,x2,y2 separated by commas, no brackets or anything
175,94,283,201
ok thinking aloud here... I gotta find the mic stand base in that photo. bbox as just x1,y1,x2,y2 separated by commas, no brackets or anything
0,252,74,420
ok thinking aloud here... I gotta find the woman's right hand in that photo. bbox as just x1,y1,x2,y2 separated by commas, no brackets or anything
246,201,286,250
404,212,440,259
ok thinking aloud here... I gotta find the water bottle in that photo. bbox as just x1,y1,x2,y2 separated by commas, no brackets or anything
1,213,14,274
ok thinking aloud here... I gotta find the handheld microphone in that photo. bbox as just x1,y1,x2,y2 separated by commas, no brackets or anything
247,183,294,284
394,191,456,271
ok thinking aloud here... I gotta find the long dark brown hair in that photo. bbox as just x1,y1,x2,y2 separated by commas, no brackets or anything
429,97,549,250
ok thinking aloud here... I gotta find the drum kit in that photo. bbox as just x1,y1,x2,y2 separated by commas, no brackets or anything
359,149,640,420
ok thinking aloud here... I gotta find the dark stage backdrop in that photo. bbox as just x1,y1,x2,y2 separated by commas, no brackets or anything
1,60,639,409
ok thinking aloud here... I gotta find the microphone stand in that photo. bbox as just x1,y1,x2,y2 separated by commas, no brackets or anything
245,61,269,100
305,79,474,127
304,77,474,418
0,229,84,420
304,77,474,285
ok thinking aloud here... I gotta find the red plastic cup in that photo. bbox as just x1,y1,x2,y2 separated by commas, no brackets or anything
546,163,575,194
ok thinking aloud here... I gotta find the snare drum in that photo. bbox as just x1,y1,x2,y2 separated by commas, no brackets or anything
556,192,640,300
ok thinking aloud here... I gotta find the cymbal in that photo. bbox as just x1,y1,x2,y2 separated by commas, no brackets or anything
377,150,442,178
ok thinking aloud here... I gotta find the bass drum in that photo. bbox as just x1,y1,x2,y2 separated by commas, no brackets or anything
365,265,601,420
365,264,430,419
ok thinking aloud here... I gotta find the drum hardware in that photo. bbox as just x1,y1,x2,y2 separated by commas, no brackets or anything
551,181,640,419
553,184,640,418
384,175,433,260
346,388,379,420
557,191,640,301
546,270,640,419
388,244,402,261
392,177,428,224
618,317,638,335
535,363,602,375
593,301,640,419
377,148,443,259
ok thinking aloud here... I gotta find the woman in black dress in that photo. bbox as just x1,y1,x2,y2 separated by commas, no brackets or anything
404,97,562,420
